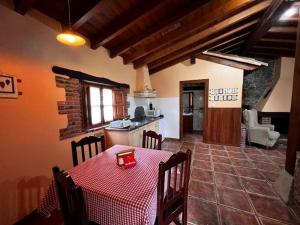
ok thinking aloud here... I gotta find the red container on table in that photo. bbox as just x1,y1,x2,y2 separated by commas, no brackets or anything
116,149,136,168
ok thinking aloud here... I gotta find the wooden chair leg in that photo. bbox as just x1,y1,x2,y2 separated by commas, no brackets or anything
182,207,188,225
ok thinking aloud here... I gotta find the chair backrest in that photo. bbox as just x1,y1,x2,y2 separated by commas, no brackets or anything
71,135,105,166
157,150,192,225
243,109,258,128
52,166,89,225
142,130,162,150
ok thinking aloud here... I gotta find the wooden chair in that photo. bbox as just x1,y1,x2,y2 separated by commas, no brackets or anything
142,130,162,150
156,150,192,225
71,135,105,167
52,166,98,225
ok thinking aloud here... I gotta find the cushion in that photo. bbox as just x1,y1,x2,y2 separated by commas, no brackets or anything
268,131,280,140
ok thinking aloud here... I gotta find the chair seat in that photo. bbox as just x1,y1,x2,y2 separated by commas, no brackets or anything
269,131,280,140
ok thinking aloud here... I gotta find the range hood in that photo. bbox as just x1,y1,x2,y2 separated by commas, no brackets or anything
134,66,157,98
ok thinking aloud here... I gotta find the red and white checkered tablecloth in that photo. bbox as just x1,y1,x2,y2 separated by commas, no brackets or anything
38,145,172,225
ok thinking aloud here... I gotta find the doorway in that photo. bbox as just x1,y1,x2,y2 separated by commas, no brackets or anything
179,79,208,142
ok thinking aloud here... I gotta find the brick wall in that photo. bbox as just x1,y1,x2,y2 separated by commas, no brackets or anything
56,75,84,139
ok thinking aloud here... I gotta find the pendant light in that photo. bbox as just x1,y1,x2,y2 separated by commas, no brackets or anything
56,0,86,46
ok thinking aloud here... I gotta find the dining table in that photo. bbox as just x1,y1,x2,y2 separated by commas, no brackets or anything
38,145,173,225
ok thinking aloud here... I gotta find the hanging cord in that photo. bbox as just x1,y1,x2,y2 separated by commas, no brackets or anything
67,0,72,29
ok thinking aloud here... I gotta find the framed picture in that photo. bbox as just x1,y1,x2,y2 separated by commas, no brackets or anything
0,74,18,98
214,95,219,101
228,95,232,101
219,88,223,94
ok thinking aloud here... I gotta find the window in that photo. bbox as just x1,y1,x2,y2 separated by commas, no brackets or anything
84,83,127,128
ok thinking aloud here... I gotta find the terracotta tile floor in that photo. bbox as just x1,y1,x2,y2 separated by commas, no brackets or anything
162,133,300,225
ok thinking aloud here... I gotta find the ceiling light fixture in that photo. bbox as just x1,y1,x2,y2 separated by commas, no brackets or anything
279,7,298,20
56,0,86,46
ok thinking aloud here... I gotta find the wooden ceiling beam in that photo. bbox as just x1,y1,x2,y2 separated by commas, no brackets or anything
91,0,164,49
197,54,258,71
268,26,298,33
216,41,245,53
123,0,265,65
149,55,191,75
243,0,294,54
109,1,209,58
264,31,297,40
132,1,269,69
224,47,240,54
71,0,103,30
209,32,250,51
276,19,299,27
249,48,295,57
144,17,259,70
260,38,296,43
149,50,259,75
14,0,36,15
256,40,296,49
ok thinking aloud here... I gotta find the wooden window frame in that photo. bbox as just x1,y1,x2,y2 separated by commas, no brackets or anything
82,82,127,130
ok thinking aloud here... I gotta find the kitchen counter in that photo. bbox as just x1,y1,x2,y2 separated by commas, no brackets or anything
105,115,164,132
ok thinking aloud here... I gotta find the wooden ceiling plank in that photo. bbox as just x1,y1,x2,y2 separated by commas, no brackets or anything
209,32,250,51
14,0,36,15
224,47,240,54
197,55,258,71
109,1,209,58
268,26,298,33
72,1,103,30
256,40,296,49
252,45,295,52
149,55,191,75
264,31,297,39
249,48,295,57
260,38,296,43
132,1,270,68
144,19,259,70
124,0,265,65
243,0,294,54
216,40,245,53
91,0,164,49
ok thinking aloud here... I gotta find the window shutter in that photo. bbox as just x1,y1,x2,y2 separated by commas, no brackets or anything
114,90,127,119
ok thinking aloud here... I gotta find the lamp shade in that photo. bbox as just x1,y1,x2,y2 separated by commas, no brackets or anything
56,31,86,46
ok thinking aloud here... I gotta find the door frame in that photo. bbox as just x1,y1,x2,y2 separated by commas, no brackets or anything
179,79,209,141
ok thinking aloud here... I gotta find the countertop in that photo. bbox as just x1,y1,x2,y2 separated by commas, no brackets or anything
105,115,164,132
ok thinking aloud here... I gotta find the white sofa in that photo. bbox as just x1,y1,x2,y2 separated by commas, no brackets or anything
243,109,280,148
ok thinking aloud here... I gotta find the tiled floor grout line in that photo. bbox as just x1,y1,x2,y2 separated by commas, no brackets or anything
163,136,300,225
210,144,222,225
227,147,265,225
234,147,300,225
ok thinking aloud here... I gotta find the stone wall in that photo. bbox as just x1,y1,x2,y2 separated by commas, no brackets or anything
243,57,279,108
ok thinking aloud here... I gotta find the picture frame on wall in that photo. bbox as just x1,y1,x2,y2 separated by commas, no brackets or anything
0,74,18,98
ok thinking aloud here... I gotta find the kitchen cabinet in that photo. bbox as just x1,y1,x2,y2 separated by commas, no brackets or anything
183,115,193,132
105,120,161,148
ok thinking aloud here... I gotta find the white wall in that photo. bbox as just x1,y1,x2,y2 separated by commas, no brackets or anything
262,57,295,112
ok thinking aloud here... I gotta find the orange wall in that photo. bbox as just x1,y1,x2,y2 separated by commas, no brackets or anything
0,3,135,225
